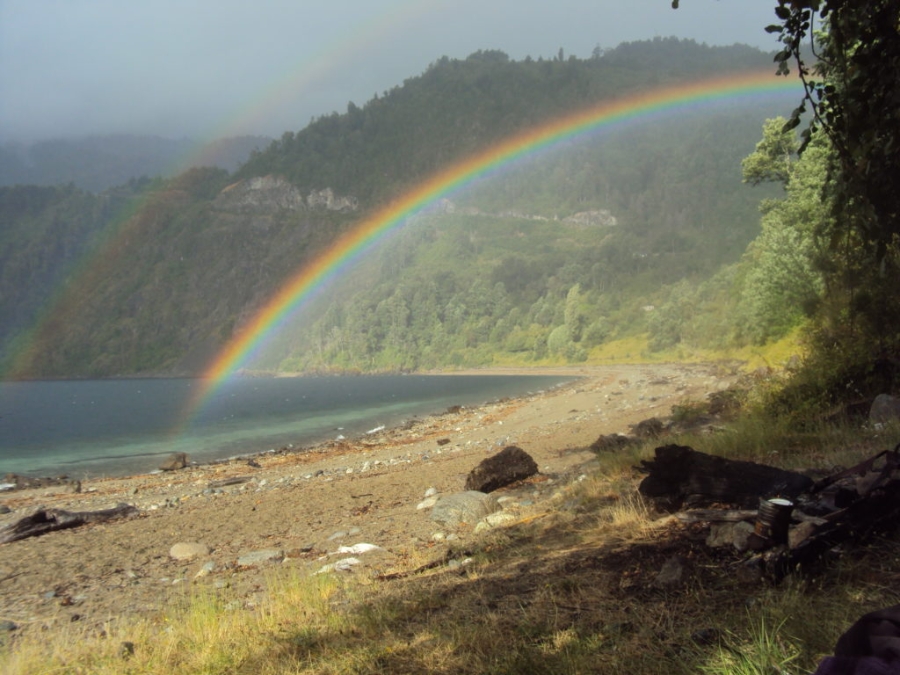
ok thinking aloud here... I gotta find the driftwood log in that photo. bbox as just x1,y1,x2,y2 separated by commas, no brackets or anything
638,444,814,510
0,503,137,544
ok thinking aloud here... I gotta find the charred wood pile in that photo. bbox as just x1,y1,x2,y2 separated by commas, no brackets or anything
638,444,900,581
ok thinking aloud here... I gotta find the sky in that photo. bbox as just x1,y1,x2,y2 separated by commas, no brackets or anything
0,0,780,143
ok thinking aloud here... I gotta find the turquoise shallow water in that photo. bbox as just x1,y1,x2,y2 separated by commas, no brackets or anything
0,374,571,479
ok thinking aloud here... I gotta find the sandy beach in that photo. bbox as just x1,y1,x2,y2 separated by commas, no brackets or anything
0,363,736,632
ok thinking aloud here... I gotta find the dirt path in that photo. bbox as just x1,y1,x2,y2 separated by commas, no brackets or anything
0,363,735,632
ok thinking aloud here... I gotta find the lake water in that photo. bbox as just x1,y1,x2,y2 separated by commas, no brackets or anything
0,374,572,479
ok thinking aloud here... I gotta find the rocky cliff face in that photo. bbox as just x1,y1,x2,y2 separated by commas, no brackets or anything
420,198,617,226
563,210,618,227
214,176,358,214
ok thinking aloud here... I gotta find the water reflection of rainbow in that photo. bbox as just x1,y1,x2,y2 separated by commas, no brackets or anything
181,69,799,418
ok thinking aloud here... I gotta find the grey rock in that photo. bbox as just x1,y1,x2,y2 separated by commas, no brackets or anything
159,452,189,472
871,394,900,424
653,556,690,588
194,561,216,578
169,542,210,561
236,549,284,567
0,620,17,632
732,521,756,552
706,522,738,548
213,175,306,213
430,491,500,528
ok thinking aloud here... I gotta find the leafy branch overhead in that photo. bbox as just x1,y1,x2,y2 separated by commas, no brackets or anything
676,2,900,257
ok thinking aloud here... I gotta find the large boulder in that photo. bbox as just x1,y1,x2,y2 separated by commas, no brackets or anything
870,394,900,424
464,446,538,493
430,491,500,528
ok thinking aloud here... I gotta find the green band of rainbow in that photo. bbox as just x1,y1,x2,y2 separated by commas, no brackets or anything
182,69,799,422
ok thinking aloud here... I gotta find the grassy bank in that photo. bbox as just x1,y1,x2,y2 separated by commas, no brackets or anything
3,406,899,674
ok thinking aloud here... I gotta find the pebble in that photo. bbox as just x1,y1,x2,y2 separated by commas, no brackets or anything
194,561,215,579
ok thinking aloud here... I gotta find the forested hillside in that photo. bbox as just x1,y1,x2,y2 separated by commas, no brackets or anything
267,106,784,373
0,39,790,378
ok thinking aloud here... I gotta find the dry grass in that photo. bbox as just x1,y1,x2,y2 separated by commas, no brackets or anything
3,421,900,674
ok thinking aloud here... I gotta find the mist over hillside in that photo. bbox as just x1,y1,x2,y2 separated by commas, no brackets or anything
0,135,271,193
0,39,790,379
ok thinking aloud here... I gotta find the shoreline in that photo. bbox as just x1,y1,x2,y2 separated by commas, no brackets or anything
1,369,582,483
0,363,736,632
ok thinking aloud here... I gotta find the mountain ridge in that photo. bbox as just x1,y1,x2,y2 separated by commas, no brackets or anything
0,39,786,379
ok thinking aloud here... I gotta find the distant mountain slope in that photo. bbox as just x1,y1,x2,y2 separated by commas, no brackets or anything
0,135,270,192
1,39,785,378
238,39,772,205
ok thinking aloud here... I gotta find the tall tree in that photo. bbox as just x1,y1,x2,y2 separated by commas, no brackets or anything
677,1,900,400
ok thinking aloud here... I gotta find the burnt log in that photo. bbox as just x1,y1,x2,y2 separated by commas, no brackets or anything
0,503,138,544
638,444,814,510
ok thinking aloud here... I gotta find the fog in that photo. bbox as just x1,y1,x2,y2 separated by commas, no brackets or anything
0,0,779,143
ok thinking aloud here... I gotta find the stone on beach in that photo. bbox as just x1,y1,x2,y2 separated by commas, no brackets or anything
464,446,538,493
159,452,190,472
169,542,210,561
236,549,284,567
430,491,500,527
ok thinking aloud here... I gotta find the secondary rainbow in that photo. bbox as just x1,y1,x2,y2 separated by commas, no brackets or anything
169,0,443,173
184,69,800,416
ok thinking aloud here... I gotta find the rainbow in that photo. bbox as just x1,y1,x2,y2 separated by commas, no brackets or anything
181,69,800,419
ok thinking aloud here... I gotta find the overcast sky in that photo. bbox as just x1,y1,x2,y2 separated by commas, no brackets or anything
0,0,779,143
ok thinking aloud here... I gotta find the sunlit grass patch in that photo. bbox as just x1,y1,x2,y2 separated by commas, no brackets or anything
698,614,801,675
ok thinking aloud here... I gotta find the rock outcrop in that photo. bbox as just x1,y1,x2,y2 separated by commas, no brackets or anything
214,176,358,214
